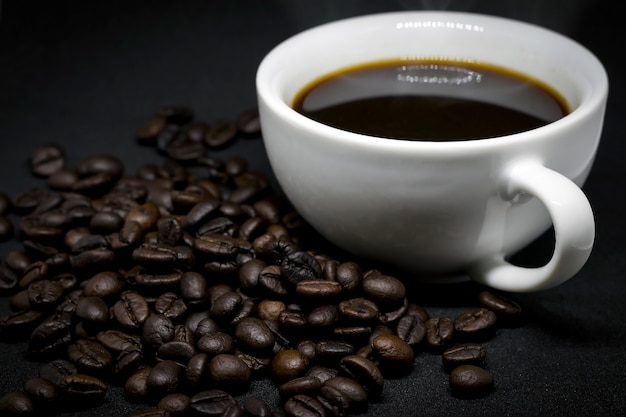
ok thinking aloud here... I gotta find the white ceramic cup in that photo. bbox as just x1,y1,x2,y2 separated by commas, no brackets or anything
256,11,608,292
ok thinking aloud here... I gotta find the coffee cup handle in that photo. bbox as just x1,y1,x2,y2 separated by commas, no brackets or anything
469,160,595,292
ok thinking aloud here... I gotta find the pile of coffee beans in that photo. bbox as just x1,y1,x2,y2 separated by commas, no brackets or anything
0,105,522,416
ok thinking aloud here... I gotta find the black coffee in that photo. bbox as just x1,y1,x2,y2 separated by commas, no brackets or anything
293,59,569,141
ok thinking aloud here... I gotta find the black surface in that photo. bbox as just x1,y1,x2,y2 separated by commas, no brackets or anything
1,1,625,416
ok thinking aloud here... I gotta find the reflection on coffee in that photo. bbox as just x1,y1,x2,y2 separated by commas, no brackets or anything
293,59,569,141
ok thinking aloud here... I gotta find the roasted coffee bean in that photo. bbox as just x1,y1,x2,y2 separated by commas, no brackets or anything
186,353,209,387
136,116,167,145
132,243,178,267
156,340,197,365
70,234,109,254
96,329,142,353
442,343,487,370
307,305,339,329
283,394,326,417
334,262,362,292
158,393,191,416
23,376,59,406
30,143,65,177
238,258,265,292
197,332,234,356
320,376,368,414
425,317,455,349
478,290,522,323
58,373,107,402
338,298,379,322
236,107,261,136
155,292,187,320
189,389,237,416
82,271,124,299
75,296,110,327
361,274,406,307
38,359,78,386
396,312,426,346
306,366,339,385
13,187,50,215
281,251,322,284
207,354,252,390
449,364,494,397
142,314,175,349
194,233,251,258
70,248,115,272
279,375,322,398
338,355,384,398
314,340,355,364
234,317,275,354
0,391,35,416
259,265,289,296
112,290,150,328
371,334,414,373
204,118,238,148
453,308,497,337
271,349,309,381
243,396,272,417
194,317,220,339
210,291,242,320
67,339,113,373
147,360,183,397
0,264,19,291
125,367,152,401
29,318,72,356
257,300,286,322
296,280,342,299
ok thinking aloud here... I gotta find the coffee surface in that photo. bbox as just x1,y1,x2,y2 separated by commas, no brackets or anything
293,60,568,141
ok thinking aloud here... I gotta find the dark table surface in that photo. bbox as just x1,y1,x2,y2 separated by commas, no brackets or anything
1,1,624,416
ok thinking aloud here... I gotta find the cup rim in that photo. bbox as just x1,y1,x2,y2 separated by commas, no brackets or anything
256,10,608,153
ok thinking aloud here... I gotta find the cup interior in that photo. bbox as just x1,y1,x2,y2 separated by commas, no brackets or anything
258,11,607,128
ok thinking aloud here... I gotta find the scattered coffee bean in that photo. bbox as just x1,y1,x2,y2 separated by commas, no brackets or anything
449,364,494,397
0,105,526,417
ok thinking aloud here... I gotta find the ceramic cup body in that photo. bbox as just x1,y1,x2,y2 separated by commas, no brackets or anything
256,11,608,292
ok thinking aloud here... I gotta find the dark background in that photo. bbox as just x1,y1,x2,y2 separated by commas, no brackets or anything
1,1,624,416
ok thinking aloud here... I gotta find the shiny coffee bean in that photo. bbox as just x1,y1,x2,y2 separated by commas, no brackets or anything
271,349,310,381
67,339,113,373
142,314,175,349
320,376,368,414
189,389,237,416
147,360,183,397
207,354,252,390
396,312,426,346
197,332,234,356
442,343,487,370
234,317,275,354
75,296,110,326
283,394,326,417
449,364,494,397
0,391,35,416
314,340,355,363
425,317,455,349
453,308,497,338
124,367,152,402
371,334,414,374
186,353,209,388
157,393,191,416
338,355,384,398
30,143,65,177
58,373,107,402
478,290,522,323
338,298,379,322
281,251,322,284
23,376,59,406
112,290,150,329
243,396,272,417
361,274,406,307
38,359,78,386
278,376,322,398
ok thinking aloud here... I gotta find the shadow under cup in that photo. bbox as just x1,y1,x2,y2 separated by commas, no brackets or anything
256,11,608,292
